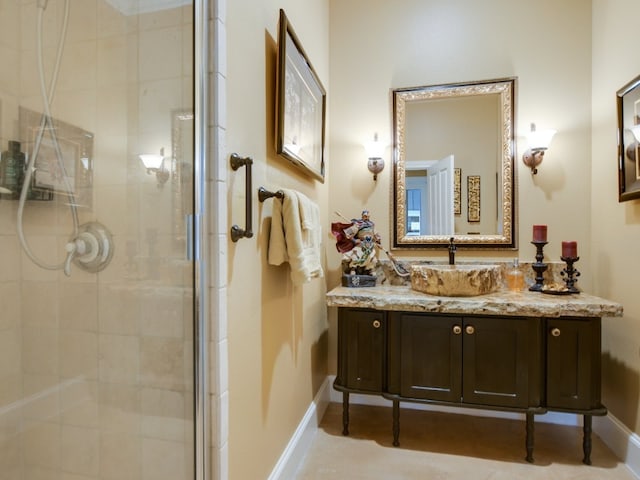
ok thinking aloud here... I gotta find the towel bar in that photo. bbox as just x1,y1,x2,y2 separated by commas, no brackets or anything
258,187,284,202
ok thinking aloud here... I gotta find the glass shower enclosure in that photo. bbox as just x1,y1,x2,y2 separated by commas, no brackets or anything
0,0,203,478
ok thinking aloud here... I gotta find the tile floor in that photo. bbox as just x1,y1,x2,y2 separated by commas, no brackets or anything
294,403,637,479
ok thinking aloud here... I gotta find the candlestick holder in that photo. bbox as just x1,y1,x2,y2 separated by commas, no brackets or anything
560,256,581,293
529,241,548,292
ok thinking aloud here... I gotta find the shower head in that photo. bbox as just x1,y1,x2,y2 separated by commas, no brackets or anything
37,0,48,9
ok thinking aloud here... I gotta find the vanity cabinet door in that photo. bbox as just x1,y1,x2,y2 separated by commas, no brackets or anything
462,316,539,408
398,314,462,402
546,318,602,411
337,308,386,392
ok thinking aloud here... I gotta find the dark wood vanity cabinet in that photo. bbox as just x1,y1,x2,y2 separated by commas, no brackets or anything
388,313,542,409
334,307,605,464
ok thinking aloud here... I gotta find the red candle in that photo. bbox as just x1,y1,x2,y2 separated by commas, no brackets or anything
532,225,547,242
562,241,578,258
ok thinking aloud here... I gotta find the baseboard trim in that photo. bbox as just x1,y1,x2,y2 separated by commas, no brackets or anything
269,375,640,480
267,376,331,480
594,413,640,479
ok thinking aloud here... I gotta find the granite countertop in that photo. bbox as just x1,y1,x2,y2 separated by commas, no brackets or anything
326,285,623,318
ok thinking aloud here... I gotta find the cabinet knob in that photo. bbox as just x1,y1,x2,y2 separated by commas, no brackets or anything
372,320,381,329
452,325,462,335
465,325,475,335
551,327,561,337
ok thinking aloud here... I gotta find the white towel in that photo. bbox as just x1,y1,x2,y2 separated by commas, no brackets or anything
268,189,324,285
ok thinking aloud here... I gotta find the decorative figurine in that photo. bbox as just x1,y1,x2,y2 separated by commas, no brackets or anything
331,210,382,287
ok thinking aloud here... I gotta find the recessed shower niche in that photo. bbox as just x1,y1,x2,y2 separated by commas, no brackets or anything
18,106,93,208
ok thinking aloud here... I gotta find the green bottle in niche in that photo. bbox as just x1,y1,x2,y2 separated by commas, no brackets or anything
0,141,25,200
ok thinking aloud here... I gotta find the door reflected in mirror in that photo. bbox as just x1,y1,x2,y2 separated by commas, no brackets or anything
405,155,455,236
392,78,516,249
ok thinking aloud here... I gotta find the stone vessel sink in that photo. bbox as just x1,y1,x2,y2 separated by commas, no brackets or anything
410,264,502,297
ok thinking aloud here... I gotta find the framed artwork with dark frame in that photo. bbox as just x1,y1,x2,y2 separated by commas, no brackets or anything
617,74,640,202
276,9,326,182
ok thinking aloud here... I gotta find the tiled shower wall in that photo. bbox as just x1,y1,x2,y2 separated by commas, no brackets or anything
211,0,227,477
0,1,195,479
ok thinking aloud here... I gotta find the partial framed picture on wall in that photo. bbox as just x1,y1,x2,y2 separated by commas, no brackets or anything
275,9,326,182
454,167,461,215
617,74,640,202
467,175,480,222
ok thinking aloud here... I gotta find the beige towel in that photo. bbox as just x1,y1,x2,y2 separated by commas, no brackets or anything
268,189,323,285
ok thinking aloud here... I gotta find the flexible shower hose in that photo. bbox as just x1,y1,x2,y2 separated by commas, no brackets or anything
17,0,80,274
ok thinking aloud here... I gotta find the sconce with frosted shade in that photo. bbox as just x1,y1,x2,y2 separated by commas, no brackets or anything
283,140,301,157
625,125,640,161
139,147,169,187
364,133,385,181
629,125,640,142
522,123,556,175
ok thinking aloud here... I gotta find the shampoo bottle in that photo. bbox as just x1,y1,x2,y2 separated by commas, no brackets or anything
506,258,525,292
0,141,25,200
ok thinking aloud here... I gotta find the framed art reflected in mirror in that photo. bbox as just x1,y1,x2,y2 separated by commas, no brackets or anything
275,9,326,182
617,74,640,202
467,175,480,223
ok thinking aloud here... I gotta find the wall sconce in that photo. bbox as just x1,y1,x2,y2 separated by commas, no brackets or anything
283,136,302,157
139,147,169,187
625,125,640,161
522,123,556,175
364,133,385,181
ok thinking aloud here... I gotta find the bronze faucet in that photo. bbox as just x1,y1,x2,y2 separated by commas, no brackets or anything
448,237,456,265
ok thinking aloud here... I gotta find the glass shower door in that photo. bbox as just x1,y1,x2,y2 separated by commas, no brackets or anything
0,1,197,479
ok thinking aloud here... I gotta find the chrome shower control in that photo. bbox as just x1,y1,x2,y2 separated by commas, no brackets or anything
64,222,114,276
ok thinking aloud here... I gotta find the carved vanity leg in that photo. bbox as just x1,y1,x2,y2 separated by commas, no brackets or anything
342,392,349,436
583,414,592,465
392,400,400,447
525,412,535,463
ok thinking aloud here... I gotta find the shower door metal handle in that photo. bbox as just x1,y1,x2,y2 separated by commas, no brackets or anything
230,153,253,242
186,214,197,261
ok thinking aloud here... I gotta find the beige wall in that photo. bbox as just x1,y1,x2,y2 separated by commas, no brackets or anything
592,0,640,434
225,0,330,479
224,0,640,476
326,0,640,441
327,0,593,371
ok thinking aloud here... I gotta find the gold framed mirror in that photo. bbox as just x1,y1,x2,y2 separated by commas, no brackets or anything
392,77,516,249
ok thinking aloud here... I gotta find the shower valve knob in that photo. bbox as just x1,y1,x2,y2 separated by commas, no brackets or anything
66,237,91,256
64,222,114,276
